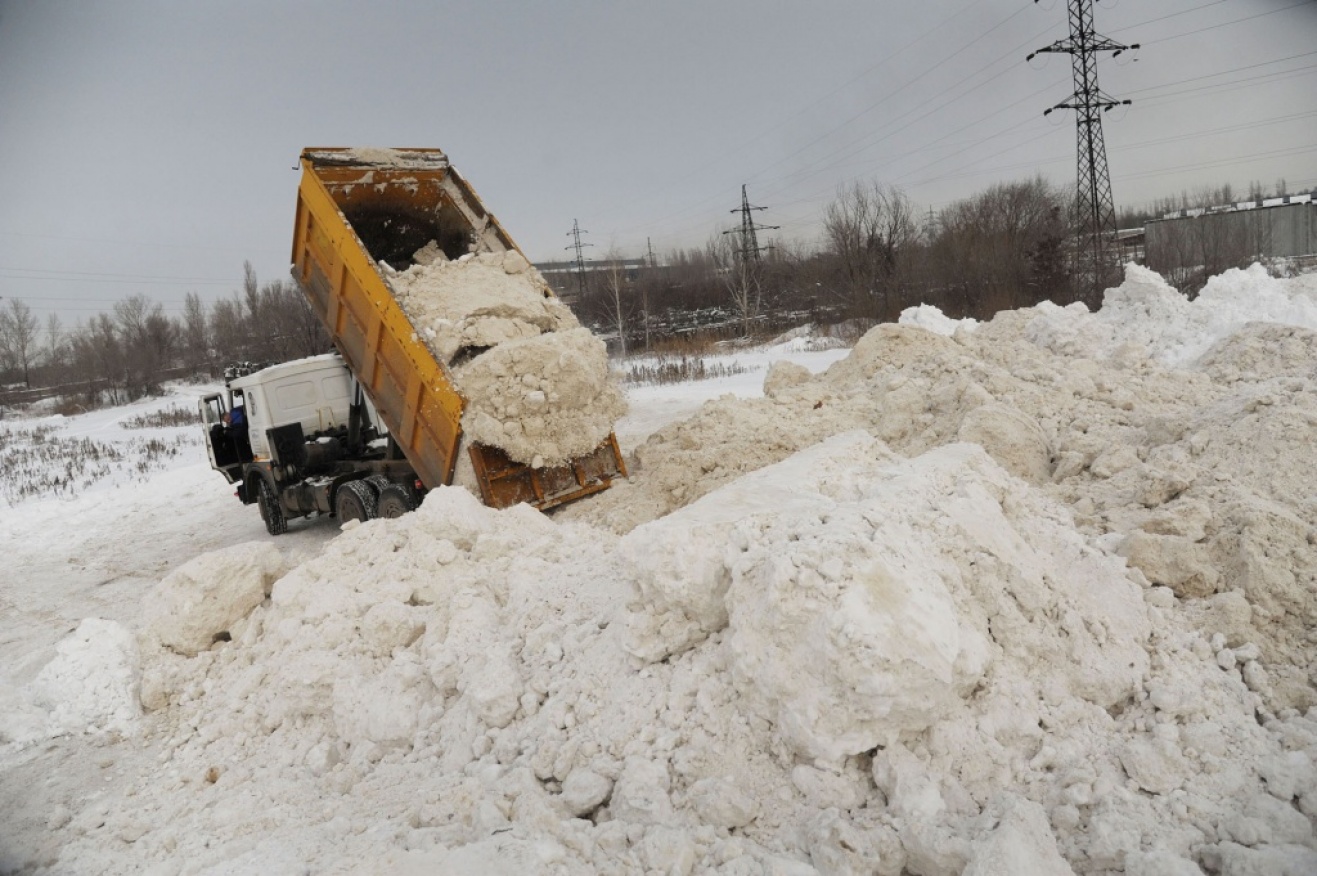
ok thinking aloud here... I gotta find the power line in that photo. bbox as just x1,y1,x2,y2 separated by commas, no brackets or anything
601,4,1043,244
0,228,284,257
908,108,1317,189
601,0,1246,249
1141,0,1315,45
1130,63,1317,104
0,266,241,285
853,1,1285,197
749,35,1066,206
1114,143,1317,181
742,6,1039,193
1106,0,1231,36
637,0,979,207
551,2,1311,260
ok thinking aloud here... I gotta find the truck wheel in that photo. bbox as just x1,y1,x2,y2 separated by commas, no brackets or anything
258,479,288,536
365,474,394,495
376,483,416,519
335,479,377,523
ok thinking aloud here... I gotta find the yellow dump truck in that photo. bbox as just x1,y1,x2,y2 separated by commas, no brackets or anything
201,148,625,534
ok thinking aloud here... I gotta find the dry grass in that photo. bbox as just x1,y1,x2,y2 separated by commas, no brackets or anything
120,406,200,429
0,425,197,506
621,354,751,386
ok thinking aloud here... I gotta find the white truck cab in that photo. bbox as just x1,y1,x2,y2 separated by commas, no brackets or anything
228,354,356,459
200,354,384,484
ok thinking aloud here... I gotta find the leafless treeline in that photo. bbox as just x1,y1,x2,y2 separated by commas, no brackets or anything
568,173,1315,352
0,262,329,404
568,175,1077,349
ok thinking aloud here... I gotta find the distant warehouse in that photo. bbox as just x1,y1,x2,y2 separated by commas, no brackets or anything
1145,196,1316,289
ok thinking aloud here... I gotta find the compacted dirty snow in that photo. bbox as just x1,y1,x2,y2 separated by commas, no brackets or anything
3,263,1317,876
386,248,627,466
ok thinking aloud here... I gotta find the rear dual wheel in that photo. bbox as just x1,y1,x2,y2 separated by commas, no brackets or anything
366,474,417,519
335,479,378,523
376,483,417,519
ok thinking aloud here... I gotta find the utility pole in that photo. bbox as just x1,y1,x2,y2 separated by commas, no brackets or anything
723,184,779,263
647,237,658,269
1029,0,1137,307
565,219,592,298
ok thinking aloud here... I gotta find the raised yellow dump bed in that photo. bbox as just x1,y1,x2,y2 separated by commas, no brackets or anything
290,147,625,510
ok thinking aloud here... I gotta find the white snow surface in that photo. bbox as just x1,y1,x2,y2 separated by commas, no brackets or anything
2,264,1317,875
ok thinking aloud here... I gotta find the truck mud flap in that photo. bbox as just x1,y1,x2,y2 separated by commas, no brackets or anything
468,434,627,511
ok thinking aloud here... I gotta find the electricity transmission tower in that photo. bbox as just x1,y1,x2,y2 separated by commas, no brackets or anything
1029,0,1137,305
724,184,778,262
565,219,593,297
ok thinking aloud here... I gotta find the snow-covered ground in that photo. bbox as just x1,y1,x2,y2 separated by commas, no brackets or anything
2,264,1316,875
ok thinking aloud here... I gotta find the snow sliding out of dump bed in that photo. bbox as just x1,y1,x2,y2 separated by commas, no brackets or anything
290,147,626,511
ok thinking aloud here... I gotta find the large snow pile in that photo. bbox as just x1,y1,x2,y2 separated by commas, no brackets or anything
6,263,1317,875
386,248,627,466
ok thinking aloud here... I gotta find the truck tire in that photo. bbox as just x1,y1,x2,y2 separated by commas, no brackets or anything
335,479,377,523
376,483,417,519
365,474,393,495
258,479,288,536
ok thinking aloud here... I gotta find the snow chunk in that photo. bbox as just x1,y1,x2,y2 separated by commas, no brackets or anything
900,303,980,337
2,619,141,744
456,326,627,467
142,542,287,657
386,249,626,465
962,795,1075,876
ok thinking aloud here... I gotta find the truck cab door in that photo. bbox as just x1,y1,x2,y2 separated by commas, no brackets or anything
200,393,243,483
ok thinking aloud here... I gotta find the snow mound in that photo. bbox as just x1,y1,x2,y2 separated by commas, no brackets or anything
627,433,1147,764
98,437,1316,874
1196,321,1317,384
24,264,1317,874
1,619,141,744
1019,262,1317,366
767,324,851,353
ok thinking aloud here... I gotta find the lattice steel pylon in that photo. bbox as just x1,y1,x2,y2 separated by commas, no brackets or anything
1029,0,1137,306
565,219,592,297
724,184,778,262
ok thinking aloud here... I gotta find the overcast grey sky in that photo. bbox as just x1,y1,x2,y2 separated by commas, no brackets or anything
1,0,1314,328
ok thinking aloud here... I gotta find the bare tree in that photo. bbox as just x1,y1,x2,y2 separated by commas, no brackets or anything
930,176,1071,316
181,291,210,372
0,298,41,387
43,313,67,382
600,248,633,358
209,295,247,364
114,295,173,398
257,278,329,361
822,181,917,319
242,261,260,319
74,314,125,404
707,233,763,337
277,278,331,359
635,266,661,351
1146,209,1273,295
